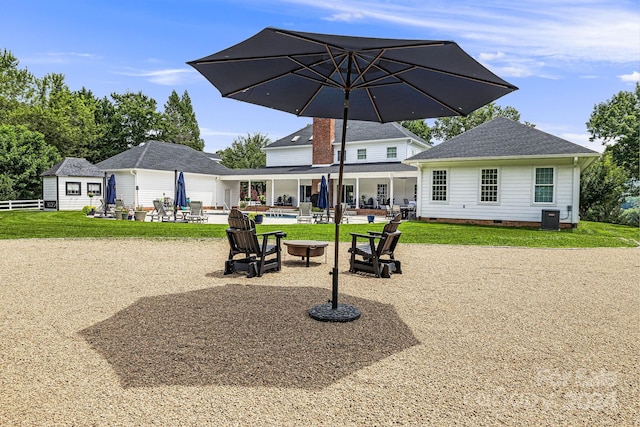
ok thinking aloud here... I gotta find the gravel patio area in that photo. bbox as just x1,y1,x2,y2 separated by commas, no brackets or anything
0,238,637,426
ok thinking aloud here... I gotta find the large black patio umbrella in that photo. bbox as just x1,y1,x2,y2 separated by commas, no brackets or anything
188,27,517,321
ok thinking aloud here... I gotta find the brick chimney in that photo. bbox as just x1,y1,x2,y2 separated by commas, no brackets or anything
312,118,335,166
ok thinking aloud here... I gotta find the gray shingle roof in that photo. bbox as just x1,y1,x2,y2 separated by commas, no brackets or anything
41,158,104,177
227,162,416,177
266,119,429,148
95,141,233,175
406,117,598,161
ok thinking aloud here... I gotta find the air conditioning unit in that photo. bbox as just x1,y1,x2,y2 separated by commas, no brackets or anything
541,209,560,230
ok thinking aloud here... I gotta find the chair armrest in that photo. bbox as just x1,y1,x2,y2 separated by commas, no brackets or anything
257,230,286,237
349,232,380,239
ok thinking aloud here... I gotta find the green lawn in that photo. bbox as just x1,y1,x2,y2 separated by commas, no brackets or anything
0,210,637,248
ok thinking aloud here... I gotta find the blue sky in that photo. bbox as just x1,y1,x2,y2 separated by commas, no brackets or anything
2,0,639,153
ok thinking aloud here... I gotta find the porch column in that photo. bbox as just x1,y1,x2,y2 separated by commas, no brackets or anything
271,178,275,206
296,178,300,207
355,178,360,208
389,174,394,205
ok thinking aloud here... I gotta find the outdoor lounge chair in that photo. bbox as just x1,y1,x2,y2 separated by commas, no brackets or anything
224,208,286,278
297,202,313,223
348,214,402,278
149,200,173,222
385,205,394,219
186,200,206,223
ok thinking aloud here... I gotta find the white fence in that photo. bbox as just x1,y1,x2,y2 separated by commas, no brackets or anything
0,199,45,210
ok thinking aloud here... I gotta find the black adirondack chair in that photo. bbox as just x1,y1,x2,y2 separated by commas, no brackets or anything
225,208,286,278
348,214,402,278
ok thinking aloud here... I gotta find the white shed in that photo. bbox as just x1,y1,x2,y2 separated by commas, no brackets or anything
40,158,105,211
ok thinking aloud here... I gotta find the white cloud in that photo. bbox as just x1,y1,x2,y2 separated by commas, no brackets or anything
113,68,196,85
478,52,505,62
279,0,640,66
199,127,241,137
618,71,640,82
27,51,100,64
561,132,605,153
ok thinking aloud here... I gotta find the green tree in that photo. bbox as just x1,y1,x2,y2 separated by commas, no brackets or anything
160,90,204,150
0,49,35,118
110,91,162,148
0,124,60,199
431,103,530,141
20,74,100,159
580,153,629,223
398,119,432,143
586,83,639,180
217,133,269,168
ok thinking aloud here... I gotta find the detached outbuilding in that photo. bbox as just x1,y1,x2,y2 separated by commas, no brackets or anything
404,118,600,228
40,158,105,211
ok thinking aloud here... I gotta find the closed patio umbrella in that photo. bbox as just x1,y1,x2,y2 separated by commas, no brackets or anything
175,171,187,222
317,175,329,222
188,27,517,321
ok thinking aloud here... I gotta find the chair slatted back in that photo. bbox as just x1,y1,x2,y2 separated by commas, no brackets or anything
190,200,203,215
227,208,260,255
377,231,401,257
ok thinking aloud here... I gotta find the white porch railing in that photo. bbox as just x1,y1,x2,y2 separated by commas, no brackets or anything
0,199,45,210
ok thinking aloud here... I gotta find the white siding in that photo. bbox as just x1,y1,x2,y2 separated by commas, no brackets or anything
50,176,104,211
339,139,416,164
419,159,578,224
112,170,222,209
266,146,312,166
42,177,58,210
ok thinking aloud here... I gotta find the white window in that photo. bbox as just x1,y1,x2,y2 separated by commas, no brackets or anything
357,149,366,160
87,182,102,197
534,167,554,203
66,182,81,196
480,168,499,203
431,170,447,202
386,147,397,159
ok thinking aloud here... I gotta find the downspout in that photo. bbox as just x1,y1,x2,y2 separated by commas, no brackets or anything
131,169,137,207
571,157,580,225
416,163,423,219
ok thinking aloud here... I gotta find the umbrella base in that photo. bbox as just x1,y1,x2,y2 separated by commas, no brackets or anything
308,303,361,322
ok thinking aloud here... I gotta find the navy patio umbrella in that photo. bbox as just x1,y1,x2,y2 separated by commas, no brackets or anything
317,175,329,220
106,174,116,204
104,174,116,216
175,171,187,221
188,27,517,321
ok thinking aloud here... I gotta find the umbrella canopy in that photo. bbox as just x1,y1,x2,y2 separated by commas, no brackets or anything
188,28,517,321
187,27,517,122
106,174,116,205
317,176,329,210
175,171,187,208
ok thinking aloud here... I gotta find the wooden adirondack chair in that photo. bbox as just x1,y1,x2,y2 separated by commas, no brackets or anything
348,214,402,278
224,208,286,278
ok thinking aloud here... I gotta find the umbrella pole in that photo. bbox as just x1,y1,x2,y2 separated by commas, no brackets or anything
309,54,360,322
174,169,177,222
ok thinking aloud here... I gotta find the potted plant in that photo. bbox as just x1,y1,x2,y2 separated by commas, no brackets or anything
82,205,95,216
115,206,128,220
248,212,264,224
134,207,147,222
258,195,266,205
